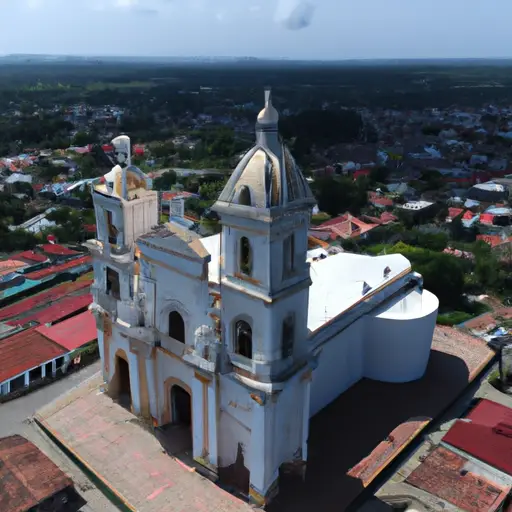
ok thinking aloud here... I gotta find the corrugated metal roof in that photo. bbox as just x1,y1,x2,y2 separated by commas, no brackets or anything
5,293,92,327
406,446,510,512
443,399,512,476
36,310,97,351
0,328,65,383
23,255,91,281
0,280,91,322
0,434,73,512
39,244,80,256
0,278,43,300
10,250,48,263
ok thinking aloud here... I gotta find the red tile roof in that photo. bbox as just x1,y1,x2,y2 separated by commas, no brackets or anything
477,234,512,248
353,169,371,180
447,207,464,219
463,210,475,220
0,328,65,383
10,250,48,263
380,212,398,224
362,212,398,225
0,260,27,277
0,280,91,322
480,213,495,225
23,255,91,281
6,293,92,327
36,310,97,351
443,399,512,476
406,446,510,512
314,213,378,240
39,244,80,256
0,435,73,512
368,192,394,207
348,418,429,485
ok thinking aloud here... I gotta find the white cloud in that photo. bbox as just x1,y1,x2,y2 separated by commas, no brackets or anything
249,5,261,12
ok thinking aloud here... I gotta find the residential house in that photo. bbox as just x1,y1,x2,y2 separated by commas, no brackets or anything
311,213,378,240
368,191,394,209
468,182,508,203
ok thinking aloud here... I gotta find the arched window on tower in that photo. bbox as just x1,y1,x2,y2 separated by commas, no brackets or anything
238,185,252,206
282,315,295,358
283,234,295,278
239,237,252,276
169,311,185,343
235,320,252,359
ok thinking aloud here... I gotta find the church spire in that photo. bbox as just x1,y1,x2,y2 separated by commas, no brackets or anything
256,87,279,148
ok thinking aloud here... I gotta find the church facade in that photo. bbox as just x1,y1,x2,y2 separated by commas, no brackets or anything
86,92,439,506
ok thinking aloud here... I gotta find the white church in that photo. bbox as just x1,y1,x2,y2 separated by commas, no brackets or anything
86,90,439,506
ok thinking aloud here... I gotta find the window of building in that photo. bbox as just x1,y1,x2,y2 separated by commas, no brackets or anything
239,237,253,276
105,210,118,245
106,267,121,300
238,185,251,206
235,320,252,359
169,311,185,343
282,315,295,358
283,234,295,278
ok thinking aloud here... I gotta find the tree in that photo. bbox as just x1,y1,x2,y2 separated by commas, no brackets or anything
310,176,367,217
199,179,228,201
153,170,177,191
397,247,465,308
72,131,93,147
449,215,465,241
369,166,390,185
472,240,500,289
76,154,100,179
151,141,175,159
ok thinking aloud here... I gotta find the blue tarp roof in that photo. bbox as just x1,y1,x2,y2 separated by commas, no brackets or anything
0,278,42,300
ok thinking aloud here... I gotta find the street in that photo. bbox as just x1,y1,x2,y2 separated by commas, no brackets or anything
0,361,118,512
0,361,102,438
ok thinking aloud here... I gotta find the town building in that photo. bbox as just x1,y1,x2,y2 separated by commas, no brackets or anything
85,92,439,506
0,434,84,511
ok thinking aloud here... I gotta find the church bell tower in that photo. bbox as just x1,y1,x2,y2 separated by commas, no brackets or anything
212,88,316,382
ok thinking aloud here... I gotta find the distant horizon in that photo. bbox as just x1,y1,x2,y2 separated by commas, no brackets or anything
3,53,512,63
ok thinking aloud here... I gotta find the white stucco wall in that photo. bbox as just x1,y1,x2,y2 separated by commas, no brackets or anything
139,248,210,348
310,320,365,417
365,289,439,382
218,375,253,470
309,286,439,418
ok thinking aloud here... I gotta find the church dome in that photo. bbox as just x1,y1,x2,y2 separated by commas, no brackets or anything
257,103,279,126
214,88,315,214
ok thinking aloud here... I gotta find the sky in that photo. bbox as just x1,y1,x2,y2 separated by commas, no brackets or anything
0,0,510,60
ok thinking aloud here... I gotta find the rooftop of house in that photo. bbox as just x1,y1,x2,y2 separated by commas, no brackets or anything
0,327,66,383
406,445,510,512
0,435,74,512
442,398,512,476
36,309,96,352
0,279,91,323
312,213,379,240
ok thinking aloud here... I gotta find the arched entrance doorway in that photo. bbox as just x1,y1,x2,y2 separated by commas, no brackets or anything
172,385,192,426
110,354,131,411
156,380,193,459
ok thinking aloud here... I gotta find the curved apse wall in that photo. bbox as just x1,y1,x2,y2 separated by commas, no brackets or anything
364,288,439,383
